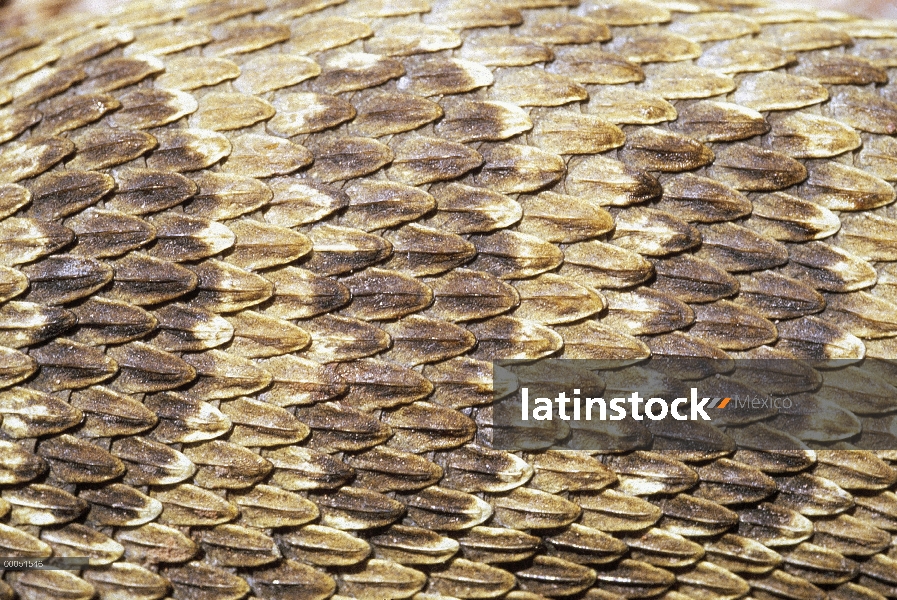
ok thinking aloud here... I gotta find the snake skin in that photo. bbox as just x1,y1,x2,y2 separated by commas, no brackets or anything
0,0,896,599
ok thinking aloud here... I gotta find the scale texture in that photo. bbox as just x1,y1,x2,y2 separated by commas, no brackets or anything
0,0,896,599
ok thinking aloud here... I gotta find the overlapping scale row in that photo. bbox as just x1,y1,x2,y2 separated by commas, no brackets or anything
0,0,897,598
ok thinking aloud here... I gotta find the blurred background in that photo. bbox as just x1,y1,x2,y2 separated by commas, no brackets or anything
0,0,896,31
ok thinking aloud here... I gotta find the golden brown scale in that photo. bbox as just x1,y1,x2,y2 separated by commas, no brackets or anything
0,1,897,600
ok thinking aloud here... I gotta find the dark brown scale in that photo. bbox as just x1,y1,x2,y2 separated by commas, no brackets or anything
328,358,433,411
68,210,156,258
110,435,195,486
381,315,476,366
67,127,157,171
151,484,238,526
70,386,158,438
36,434,125,484
106,341,196,393
29,338,118,392
436,99,531,143
346,448,442,492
